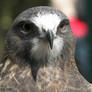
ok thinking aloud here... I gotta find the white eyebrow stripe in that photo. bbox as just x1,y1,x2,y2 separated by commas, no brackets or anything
31,13,61,33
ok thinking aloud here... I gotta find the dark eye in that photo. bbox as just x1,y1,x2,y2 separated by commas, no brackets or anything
22,22,31,31
59,19,69,33
19,21,31,35
60,23,66,32
16,21,39,38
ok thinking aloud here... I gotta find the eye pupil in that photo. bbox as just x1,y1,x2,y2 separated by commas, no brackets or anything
23,23,31,31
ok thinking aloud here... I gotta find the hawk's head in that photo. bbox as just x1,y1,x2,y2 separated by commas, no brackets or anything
6,6,72,65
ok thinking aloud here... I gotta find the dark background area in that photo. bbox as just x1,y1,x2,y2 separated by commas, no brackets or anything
85,0,92,81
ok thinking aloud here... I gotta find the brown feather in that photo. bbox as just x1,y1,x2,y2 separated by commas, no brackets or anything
0,38,92,92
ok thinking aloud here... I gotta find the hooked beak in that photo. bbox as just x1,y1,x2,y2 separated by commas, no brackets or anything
46,31,54,49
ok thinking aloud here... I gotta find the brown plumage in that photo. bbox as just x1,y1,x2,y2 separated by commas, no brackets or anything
0,6,92,92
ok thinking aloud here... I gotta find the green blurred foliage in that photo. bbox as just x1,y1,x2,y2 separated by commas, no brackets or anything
0,0,49,58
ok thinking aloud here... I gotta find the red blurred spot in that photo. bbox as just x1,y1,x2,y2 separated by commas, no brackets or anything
69,17,88,38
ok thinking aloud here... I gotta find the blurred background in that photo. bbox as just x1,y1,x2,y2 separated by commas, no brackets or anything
0,0,92,82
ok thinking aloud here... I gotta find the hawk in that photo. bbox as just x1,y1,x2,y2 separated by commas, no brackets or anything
0,6,92,92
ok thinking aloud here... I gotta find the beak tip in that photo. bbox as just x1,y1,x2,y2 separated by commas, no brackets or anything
50,43,53,49
46,31,54,50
